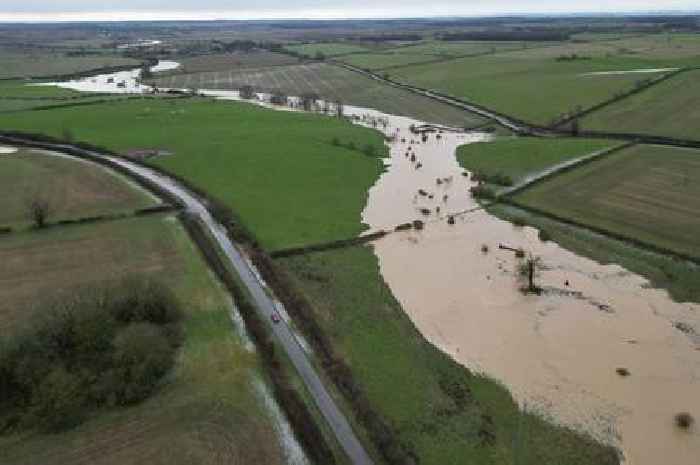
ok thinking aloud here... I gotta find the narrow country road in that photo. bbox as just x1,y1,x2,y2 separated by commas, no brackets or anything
0,137,374,465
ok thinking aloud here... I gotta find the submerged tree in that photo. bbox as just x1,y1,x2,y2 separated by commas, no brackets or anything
517,253,545,294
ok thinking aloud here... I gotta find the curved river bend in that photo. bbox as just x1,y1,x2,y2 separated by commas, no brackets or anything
36,63,700,465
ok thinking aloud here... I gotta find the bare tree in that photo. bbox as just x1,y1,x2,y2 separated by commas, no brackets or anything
239,85,256,100
517,253,544,294
27,197,51,229
335,100,344,118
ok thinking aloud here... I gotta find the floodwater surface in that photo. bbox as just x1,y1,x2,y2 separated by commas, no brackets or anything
362,118,700,465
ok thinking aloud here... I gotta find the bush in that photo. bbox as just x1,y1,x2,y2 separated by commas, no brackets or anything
362,144,377,157
470,185,497,200
0,278,182,433
512,216,527,227
110,323,175,404
675,412,694,430
538,229,552,242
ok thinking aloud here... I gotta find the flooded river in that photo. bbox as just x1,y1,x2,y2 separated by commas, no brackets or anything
36,64,700,465
361,118,700,465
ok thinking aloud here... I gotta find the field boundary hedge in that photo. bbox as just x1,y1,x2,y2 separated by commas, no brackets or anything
553,67,692,128
270,231,388,258
499,199,700,266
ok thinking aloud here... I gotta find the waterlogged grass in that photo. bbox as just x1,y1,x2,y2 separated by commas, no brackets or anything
0,215,286,464
512,144,700,259
0,98,388,250
489,203,700,304
0,149,155,228
279,245,618,465
457,137,614,185
582,69,700,140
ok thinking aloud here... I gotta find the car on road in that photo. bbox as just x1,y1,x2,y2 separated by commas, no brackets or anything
271,313,281,324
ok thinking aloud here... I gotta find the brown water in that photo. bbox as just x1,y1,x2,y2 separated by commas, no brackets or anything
361,118,700,465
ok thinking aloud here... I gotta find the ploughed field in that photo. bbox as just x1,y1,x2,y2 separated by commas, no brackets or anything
0,99,391,250
511,144,700,259
151,62,487,128
171,51,299,73
582,69,700,140
0,149,155,229
0,150,287,464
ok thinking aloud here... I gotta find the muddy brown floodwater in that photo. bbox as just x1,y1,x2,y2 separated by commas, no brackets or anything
361,115,700,465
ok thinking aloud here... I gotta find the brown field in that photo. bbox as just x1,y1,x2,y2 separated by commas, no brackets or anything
0,149,156,228
173,51,299,73
513,144,700,258
154,62,486,127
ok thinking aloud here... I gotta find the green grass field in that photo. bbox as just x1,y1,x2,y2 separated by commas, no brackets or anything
457,137,614,186
0,48,139,79
389,32,700,125
0,98,390,250
339,52,443,71
279,245,618,465
512,144,700,259
382,40,535,57
284,42,370,57
153,62,484,127
0,215,287,465
582,69,700,140
0,149,155,228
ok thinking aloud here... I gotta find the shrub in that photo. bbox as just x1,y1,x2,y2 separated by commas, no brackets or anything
675,412,694,430
538,229,552,242
110,323,175,404
481,244,489,254
363,144,377,157
470,185,497,200
331,137,340,146
512,216,527,227
0,278,182,433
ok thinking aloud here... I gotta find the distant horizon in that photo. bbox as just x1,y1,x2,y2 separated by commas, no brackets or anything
1,8,699,24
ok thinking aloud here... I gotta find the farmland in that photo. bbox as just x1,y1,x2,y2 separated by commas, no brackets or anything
0,98,391,250
284,42,371,57
339,52,444,71
172,51,299,73
152,62,487,127
511,144,700,259
279,245,618,465
389,33,700,125
0,48,139,79
0,213,287,465
0,149,155,229
582,69,700,140
457,137,614,186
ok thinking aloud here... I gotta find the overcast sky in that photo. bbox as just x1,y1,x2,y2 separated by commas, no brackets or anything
1,1,698,22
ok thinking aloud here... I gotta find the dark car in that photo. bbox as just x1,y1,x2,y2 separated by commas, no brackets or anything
271,313,281,324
